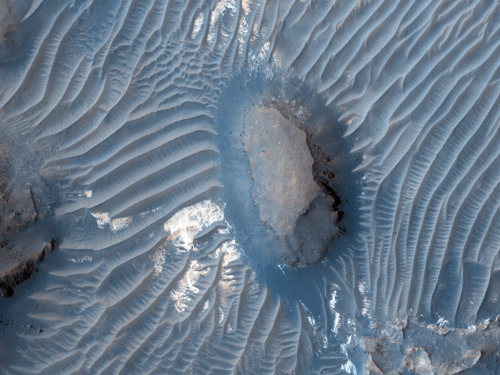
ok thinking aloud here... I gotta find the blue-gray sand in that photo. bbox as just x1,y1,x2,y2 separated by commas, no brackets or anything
0,0,499,374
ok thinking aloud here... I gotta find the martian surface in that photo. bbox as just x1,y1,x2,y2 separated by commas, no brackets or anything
1,0,500,374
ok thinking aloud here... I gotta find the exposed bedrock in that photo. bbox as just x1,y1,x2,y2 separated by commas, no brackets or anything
0,240,56,297
242,106,340,265
0,131,59,297
362,315,500,375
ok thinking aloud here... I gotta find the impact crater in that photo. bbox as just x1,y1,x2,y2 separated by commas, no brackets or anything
217,73,361,272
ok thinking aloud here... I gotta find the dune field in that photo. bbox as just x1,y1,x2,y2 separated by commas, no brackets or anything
1,0,500,374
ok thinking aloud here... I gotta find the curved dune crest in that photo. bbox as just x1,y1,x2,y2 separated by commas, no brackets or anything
0,0,499,374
